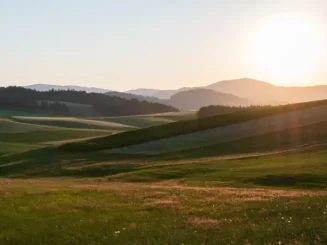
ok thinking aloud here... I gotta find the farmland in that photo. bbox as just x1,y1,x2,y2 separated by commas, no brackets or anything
1,102,327,244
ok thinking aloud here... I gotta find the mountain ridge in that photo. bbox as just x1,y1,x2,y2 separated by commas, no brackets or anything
25,78,327,108
25,84,111,94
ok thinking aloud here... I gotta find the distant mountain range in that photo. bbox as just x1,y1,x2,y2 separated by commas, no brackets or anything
106,89,249,111
169,89,250,110
127,78,327,106
25,84,111,94
25,78,327,110
126,87,192,99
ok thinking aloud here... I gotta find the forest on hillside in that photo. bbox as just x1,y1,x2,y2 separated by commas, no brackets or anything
0,87,178,116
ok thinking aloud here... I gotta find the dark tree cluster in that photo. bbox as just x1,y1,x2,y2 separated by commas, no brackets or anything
0,87,178,116
197,105,244,118
197,104,276,118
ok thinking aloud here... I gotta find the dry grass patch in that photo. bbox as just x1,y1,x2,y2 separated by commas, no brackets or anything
143,199,179,208
188,217,236,229
14,116,135,129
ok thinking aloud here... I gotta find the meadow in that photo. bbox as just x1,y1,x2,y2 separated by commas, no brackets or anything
1,104,327,244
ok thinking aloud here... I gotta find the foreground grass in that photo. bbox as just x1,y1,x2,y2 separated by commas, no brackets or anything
59,99,327,152
1,142,327,190
0,179,326,245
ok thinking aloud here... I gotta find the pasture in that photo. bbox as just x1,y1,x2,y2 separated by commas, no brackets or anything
93,111,195,128
0,178,326,245
1,101,327,244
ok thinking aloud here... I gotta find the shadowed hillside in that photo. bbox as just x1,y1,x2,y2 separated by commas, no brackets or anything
59,99,327,152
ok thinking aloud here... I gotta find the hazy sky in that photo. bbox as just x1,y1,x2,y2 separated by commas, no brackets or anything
1,0,327,91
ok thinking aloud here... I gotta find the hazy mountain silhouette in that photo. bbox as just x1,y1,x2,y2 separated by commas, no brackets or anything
205,78,277,104
126,87,192,99
128,78,327,106
205,78,327,104
169,88,250,110
109,89,249,110
25,84,111,94
26,78,327,109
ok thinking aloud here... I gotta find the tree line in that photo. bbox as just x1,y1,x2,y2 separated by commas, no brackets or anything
197,104,277,118
0,87,178,116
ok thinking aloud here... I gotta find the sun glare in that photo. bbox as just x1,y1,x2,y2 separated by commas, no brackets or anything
249,13,324,86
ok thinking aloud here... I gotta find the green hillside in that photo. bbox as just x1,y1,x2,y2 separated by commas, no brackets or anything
59,99,327,152
12,117,135,131
97,112,195,128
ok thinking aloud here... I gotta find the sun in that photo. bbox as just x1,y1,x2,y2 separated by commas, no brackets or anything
249,13,324,86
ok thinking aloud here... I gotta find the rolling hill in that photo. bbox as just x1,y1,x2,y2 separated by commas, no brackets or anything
112,88,249,110
169,88,250,110
58,99,327,152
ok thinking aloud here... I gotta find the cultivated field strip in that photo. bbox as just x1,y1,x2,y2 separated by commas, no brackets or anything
108,103,327,154
0,118,52,133
13,116,135,130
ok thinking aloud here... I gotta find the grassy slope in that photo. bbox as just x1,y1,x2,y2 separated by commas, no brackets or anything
0,108,48,118
1,145,327,244
107,105,327,155
59,99,327,152
1,137,327,189
162,119,327,159
111,148,327,189
100,116,174,128
0,119,114,156
95,111,196,128
13,117,135,131
0,142,41,156
0,119,51,133
1,108,327,244
0,130,112,144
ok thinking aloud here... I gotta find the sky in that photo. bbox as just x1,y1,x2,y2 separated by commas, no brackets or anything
1,0,327,91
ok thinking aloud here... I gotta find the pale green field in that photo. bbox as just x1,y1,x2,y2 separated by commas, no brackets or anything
13,116,135,130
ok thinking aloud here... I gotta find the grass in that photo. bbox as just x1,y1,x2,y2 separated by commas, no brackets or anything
1,137,327,189
0,118,50,133
94,111,195,128
1,102,327,244
13,117,134,131
0,130,112,144
110,148,327,189
0,179,326,245
0,108,48,118
147,119,327,158
0,142,41,156
99,116,175,128
59,99,327,152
